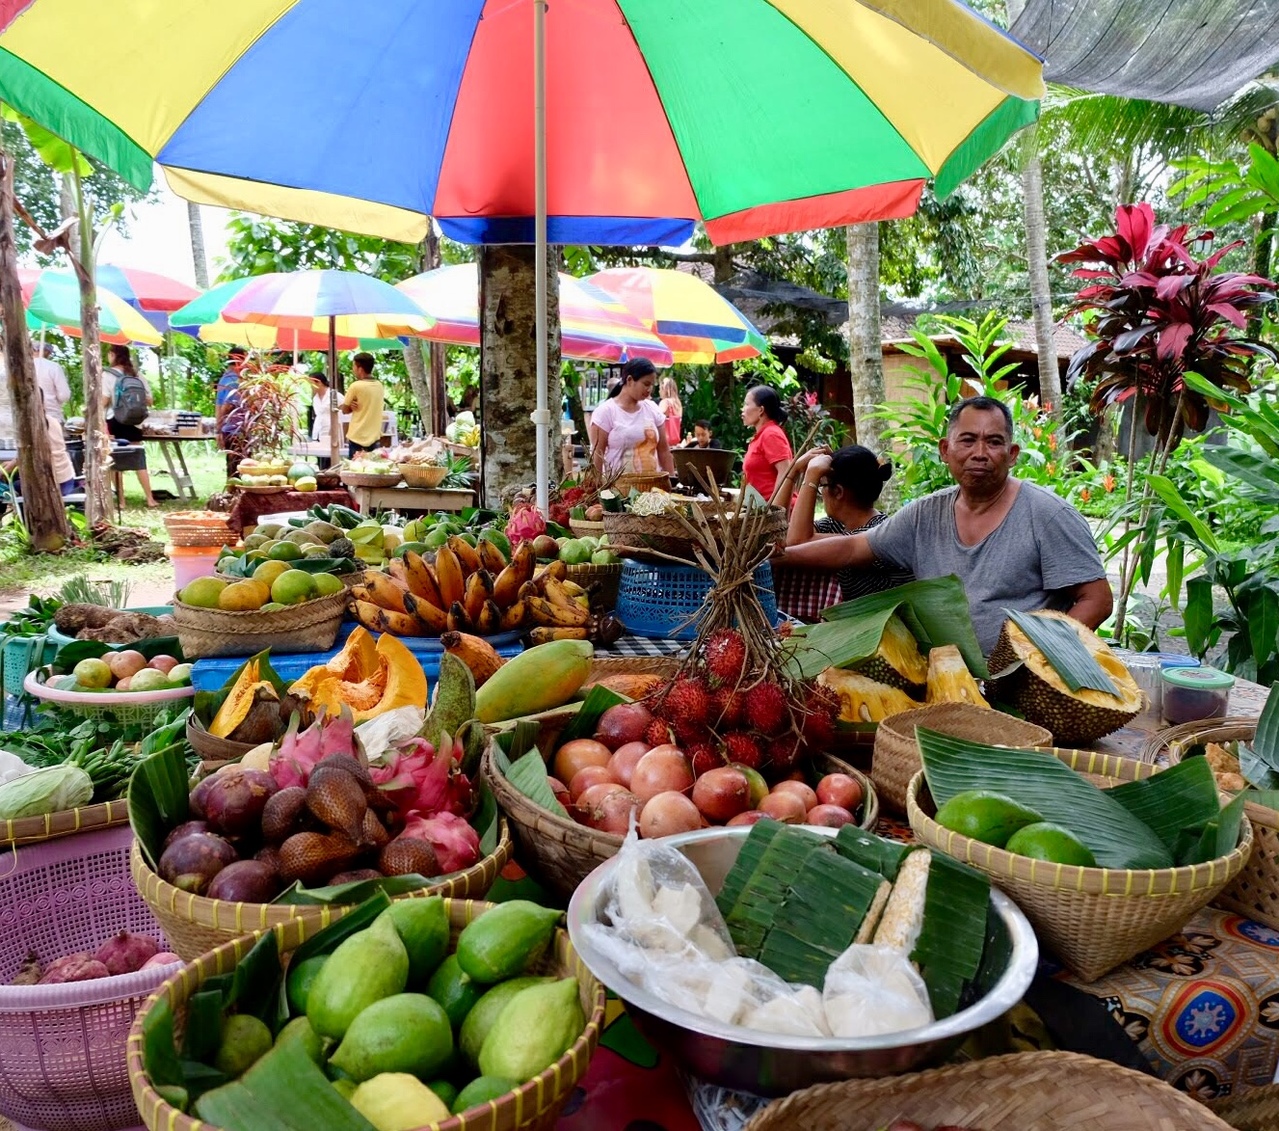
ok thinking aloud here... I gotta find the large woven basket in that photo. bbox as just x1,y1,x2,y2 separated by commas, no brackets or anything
130,819,514,960
171,588,348,659
564,560,622,611
602,504,787,563
0,797,129,850
340,470,402,488
873,703,1053,814
484,740,877,901
398,462,449,488
0,824,181,1131
741,1050,1237,1131
163,514,237,548
1211,1077,1279,1129
1142,718,1279,930
185,714,257,772
907,748,1255,982
614,471,671,494
127,899,606,1131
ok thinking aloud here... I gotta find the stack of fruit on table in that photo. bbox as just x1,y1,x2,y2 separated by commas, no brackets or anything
228,456,291,488
218,518,361,578
134,892,601,1131
48,649,191,694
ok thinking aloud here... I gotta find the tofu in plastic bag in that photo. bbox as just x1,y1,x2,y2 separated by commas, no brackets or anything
822,943,934,1038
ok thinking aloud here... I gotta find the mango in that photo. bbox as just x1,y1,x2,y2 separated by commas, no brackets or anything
934,790,1044,848
272,569,318,606
274,1016,324,1064
427,953,483,1030
267,541,303,562
219,578,270,612
328,993,453,1082
452,1075,519,1116
307,913,408,1039
473,639,593,723
286,954,327,1016
181,576,228,608
1004,821,1098,867
478,978,585,1083
312,572,346,597
253,559,293,587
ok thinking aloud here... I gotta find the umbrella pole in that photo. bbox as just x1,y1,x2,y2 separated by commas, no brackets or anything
328,315,340,467
533,0,550,516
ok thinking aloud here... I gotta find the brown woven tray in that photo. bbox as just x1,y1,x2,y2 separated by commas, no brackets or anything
0,798,129,849
171,588,348,659
873,703,1052,814
742,1050,1237,1131
162,516,236,548
602,504,787,563
127,899,606,1131
907,748,1255,981
340,470,402,488
130,821,513,960
1142,718,1279,929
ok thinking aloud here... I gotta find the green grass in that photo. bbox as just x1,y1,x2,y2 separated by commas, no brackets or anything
0,442,229,600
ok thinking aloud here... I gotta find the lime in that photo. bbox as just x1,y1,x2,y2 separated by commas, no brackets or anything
427,953,483,1031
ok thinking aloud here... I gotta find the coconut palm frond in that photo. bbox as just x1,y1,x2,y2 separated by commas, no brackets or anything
1043,87,1215,158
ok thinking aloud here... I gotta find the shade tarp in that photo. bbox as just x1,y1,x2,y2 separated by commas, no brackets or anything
1010,0,1279,112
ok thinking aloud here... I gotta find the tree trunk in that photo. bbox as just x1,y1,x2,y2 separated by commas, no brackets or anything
1251,209,1276,338
187,201,210,289
402,339,432,433
422,224,448,437
68,170,109,524
478,244,560,509
1021,155,1063,419
0,151,69,551
845,222,887,452
711,243,736,407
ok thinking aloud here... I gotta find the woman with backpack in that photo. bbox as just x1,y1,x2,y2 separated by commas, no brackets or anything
102,344,158,507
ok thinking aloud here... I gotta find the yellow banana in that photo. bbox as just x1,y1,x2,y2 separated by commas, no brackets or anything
510,540,537,586
447,534,483,576
353,599,424,636
540,559,567,583
387,559,410,587
435,546,466,607
403,550,445,609
447,600,476,633
560,579,588,598
491,561,524,608
360,570,410,614
475,598,503,636
463,569,495,623
528,626,590,644
499,599,526,631
441,629,505,686
525,595,590,628
403,592,449,633
476,539,507,574
542,576,583,614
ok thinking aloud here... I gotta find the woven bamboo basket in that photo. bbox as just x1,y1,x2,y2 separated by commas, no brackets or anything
907,747,1255,982
340,470,403,488
126,899,606,1131
564,560,622,610
0,797,129,849
130,819,514,960
602,505,787,563
398,462,449,488
185,715,257,772
568,518,605,540
163,515,237,548
484,740,877,901
614,471,671,493
741,1051,1237,1131
873,704,1053,814
1210,1077,1279,1129
171,588,348,659
1142,718,1279,930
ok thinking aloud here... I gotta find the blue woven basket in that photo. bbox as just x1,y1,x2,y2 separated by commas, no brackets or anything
615,559,778,640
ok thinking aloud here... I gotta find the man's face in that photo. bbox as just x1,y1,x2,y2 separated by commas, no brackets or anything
694,425,711,447
940,407,1018,490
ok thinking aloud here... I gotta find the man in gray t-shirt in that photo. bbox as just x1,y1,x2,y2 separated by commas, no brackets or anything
778,397,1113,655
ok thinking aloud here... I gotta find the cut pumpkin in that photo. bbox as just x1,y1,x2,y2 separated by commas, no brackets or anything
290,627,428,721
210,657,273,739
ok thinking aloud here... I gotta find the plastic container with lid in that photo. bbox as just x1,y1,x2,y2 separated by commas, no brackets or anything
1123,654,1165,723
1162,666,1235,726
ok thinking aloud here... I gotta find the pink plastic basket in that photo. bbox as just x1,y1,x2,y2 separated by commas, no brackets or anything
0,825,179,1131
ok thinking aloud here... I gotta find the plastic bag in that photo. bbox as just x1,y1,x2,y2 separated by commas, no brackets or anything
0,750,35,787
356,706,426,761
822,943,933,1038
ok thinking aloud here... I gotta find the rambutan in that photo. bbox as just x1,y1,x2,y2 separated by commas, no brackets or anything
703,628,748,685
745,680,790,736
800,685,840,748
724,731,764,770
687,740,725,778
710,686,747,730
660,677,712,730
643,718,673,748
767,734,804,773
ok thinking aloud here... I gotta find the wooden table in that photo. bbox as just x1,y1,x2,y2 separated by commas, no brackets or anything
139,432,212,501
349,484,475,515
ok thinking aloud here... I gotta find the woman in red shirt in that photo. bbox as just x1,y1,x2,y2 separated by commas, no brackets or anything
740,385,793,502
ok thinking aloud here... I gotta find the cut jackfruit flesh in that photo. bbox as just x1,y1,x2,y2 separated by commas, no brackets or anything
925,645,989,708
996,613,1141,711
851,614,929,693
819,667,922,723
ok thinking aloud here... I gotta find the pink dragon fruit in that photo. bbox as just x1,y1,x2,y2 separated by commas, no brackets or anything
369,734,472,821
399,811,481,873
269,708,358,789
505,502,547,547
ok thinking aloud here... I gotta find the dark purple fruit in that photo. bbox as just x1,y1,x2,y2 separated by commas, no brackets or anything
206,859,281,903
163,820,210,850
158,832,237,895
201,767,279,837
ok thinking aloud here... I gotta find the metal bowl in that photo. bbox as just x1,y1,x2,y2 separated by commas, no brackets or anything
566,826,1038,1096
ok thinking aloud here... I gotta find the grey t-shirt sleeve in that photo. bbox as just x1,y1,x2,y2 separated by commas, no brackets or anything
864,495,928,570
1035,495,1107,590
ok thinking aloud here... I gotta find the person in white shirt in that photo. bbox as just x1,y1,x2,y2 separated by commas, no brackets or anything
32,343,70,420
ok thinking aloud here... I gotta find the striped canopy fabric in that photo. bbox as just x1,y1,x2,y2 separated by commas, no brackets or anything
21,267,163,346
95,264,201,333
0,0,1043,246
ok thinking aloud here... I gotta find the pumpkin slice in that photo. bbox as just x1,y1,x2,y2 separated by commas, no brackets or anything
289,630,428,722
210,658,269,738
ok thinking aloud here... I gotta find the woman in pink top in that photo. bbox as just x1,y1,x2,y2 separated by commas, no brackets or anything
658,377,682,447
589,358,675,475
740,385,793,502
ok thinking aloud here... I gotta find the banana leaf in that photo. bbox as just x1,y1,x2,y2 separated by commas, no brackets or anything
1001,609,1117,696
272,873,437,906
1174,792,1248,867
559,684,628,744
1104,757,1230,862
916,728,1173,869
128,742,191,872
1241,682,1279,790
784,576,987,680
141,997,186,1093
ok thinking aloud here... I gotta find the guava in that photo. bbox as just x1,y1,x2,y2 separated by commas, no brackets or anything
130,668,170,693
72,658,112,689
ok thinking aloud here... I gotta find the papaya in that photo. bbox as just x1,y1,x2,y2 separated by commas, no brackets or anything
290,628,428,721
473,638,594,723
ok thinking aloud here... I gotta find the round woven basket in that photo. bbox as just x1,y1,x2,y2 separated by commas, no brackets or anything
171,588,348,659
564,560,622,610
185,715,257,772
340,470,403,488
1142,718,1279,930
0,824,181,1131
741,1050,1237,1131
484,742,877,901
569,518,605,540
398,462,449,488
615,471,671,494
0,797,129,850
906,748,1255,982
163,515,236,548
129,819,514,960
873,704,1052,815
126,899,606,1131
602,505,787,563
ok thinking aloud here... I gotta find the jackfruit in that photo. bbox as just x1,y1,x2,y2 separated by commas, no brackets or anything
924,645,989,708
819,667,922,724
850,614,928,695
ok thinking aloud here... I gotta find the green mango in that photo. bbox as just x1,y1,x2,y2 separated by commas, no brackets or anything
307,911,409,1040
935,790,1044,849
478,979,585,1083
478,528,511,559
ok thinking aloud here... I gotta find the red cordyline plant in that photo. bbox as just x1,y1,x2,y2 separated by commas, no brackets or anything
1059,203,1276,640
1061,202,1275,455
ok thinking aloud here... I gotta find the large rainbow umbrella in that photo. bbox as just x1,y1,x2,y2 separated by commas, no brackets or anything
397,265,673,366
21,267,163,346
0,0,1043,507
96,264,201,332
587,267,771,365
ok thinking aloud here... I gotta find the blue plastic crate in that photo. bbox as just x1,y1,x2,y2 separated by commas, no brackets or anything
192,621,524,692
615,559,777,641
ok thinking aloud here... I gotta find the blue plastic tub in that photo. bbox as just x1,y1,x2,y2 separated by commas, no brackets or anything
615,559,778,641
190,621,524,692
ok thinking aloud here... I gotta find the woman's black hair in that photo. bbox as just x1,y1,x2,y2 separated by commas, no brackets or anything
747,385,786,424
620,358,657,384
308,370,329,388
827,444,893,508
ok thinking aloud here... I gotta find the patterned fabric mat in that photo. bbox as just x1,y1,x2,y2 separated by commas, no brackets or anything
594,634,689,658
